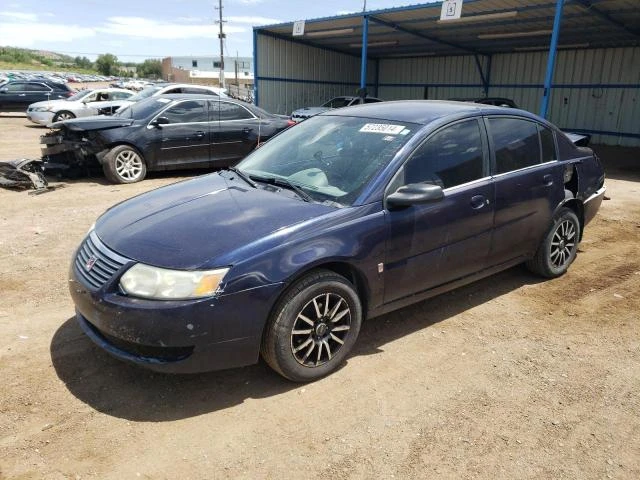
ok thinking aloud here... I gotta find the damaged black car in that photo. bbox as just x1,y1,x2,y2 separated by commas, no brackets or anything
41,95,292,183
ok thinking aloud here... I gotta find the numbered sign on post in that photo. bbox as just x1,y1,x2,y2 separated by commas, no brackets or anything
293,20,305,36
440,0,463,21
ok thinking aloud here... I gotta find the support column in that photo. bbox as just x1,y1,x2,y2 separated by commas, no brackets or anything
540,0,565,118
360,15,369,92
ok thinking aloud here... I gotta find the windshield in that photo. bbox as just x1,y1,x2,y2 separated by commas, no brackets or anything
115,97,169,119
321,97,352,109
127,86,162,102
66,90,93,102
238,115,419,207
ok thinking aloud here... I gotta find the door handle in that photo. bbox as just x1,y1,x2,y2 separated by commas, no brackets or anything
242,127,251,134
193,131,205,139
543,174,554,186
470,195,488,209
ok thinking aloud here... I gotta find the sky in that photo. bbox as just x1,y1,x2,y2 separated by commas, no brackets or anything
0,0,420,63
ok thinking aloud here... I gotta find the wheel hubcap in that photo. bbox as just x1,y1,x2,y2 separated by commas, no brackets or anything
290,292,352,367
550,219,576,268
115,150,143,181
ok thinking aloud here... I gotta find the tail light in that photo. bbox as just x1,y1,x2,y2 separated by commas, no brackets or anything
287,119,296,127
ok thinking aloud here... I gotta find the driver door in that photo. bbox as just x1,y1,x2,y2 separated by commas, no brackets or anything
154,99,211,167
383,118,494,304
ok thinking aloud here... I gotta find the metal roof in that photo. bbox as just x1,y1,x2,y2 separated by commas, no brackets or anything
255,0,640,58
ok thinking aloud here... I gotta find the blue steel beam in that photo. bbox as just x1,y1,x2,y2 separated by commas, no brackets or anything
361,15,369,91
368,15,485,56
540,0,565,118
573,0,640,38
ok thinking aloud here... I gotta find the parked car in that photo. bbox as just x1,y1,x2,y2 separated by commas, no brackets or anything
26,88,134,125
46,95,292,183
451,97,519,108
95,83,229,116
291,95,382,122
69,100,606,381
0,80,74,111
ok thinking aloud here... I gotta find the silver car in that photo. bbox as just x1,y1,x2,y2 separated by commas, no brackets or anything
26,88,134,125
94,83,229,116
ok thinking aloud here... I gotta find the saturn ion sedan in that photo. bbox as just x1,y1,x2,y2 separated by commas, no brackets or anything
69,100,606,382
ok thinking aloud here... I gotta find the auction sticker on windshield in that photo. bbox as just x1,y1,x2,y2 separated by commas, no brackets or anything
359,124,405,134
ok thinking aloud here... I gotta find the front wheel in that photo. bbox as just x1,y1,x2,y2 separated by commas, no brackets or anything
52,110,75,122
102,145,147,184
526,207,580,278
261,270,362,382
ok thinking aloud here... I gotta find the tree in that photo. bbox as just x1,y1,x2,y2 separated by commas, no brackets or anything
95,53,119,76
137,59,162,79
74,56,93,70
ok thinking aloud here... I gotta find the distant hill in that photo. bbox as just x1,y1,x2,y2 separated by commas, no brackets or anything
0,46,96,72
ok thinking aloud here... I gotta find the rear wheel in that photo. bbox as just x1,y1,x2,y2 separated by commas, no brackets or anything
52,110,75,122
261,270,362,382
103,145,147,184
526,207,580,278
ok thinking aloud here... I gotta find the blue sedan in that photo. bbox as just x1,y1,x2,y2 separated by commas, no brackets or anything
69,100,606,381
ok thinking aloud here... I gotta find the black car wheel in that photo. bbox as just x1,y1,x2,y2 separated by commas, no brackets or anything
103,145,147,184
52,111,75,122
527,207,580,278
261,269,362,382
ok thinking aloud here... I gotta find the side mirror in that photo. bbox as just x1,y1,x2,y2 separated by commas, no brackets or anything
150,116,170,128
386,183,444,209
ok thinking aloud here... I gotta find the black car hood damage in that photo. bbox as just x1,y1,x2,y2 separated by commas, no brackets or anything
95,173,335,269
51,116,135,131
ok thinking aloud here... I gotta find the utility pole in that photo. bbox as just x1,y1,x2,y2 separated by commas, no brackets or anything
215,0,226,88
363,0,367,12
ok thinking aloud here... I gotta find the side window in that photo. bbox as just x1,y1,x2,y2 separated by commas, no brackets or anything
162,100,207,123
365,98,381,104
84,92,98,102
111,91,132,100
27,83,51,92
6,83,28,92
539,125,557,162
404,119,485,189
211,102,254,121
489,118,541,174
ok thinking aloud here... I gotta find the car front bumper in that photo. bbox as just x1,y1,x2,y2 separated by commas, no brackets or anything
27,110,55,125
69,261,284,373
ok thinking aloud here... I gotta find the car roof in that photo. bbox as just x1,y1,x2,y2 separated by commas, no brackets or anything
322,100,536,125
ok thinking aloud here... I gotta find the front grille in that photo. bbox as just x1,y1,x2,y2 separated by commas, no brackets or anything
74,231,130,290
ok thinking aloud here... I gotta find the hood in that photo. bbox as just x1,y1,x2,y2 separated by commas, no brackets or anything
28,99,72,109
95,173,335,269
52,116,135,131
292,106,331,117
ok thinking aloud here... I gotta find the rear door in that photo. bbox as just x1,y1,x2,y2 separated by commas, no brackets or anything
485,116,564,267
383,118,494,303
209,100,260,165
153,99,211,168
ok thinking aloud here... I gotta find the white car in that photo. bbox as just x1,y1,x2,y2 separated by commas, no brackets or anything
94,83,229,115
26,88,134,125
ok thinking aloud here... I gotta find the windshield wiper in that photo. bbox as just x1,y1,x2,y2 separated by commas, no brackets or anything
226,167,257,188
256,176,313,202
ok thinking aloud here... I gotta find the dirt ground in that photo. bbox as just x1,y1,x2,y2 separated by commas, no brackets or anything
0,113,638,480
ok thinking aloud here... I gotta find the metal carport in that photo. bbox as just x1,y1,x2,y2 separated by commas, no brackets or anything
253,0,640,146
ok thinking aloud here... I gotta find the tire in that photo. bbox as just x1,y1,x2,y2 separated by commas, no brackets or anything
102,145,147,184
526,207,580,278
261,269,363,382
52,111,75,122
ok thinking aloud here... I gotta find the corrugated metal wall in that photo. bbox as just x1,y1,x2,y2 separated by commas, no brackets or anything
256,35,639,146
255,33,375,115
379,47,640,147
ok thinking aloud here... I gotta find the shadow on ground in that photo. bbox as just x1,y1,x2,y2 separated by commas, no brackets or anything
51,266,542,421
592,144,640,182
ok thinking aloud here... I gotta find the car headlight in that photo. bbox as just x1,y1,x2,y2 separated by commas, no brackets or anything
119,264,229,300
32,106,53,112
